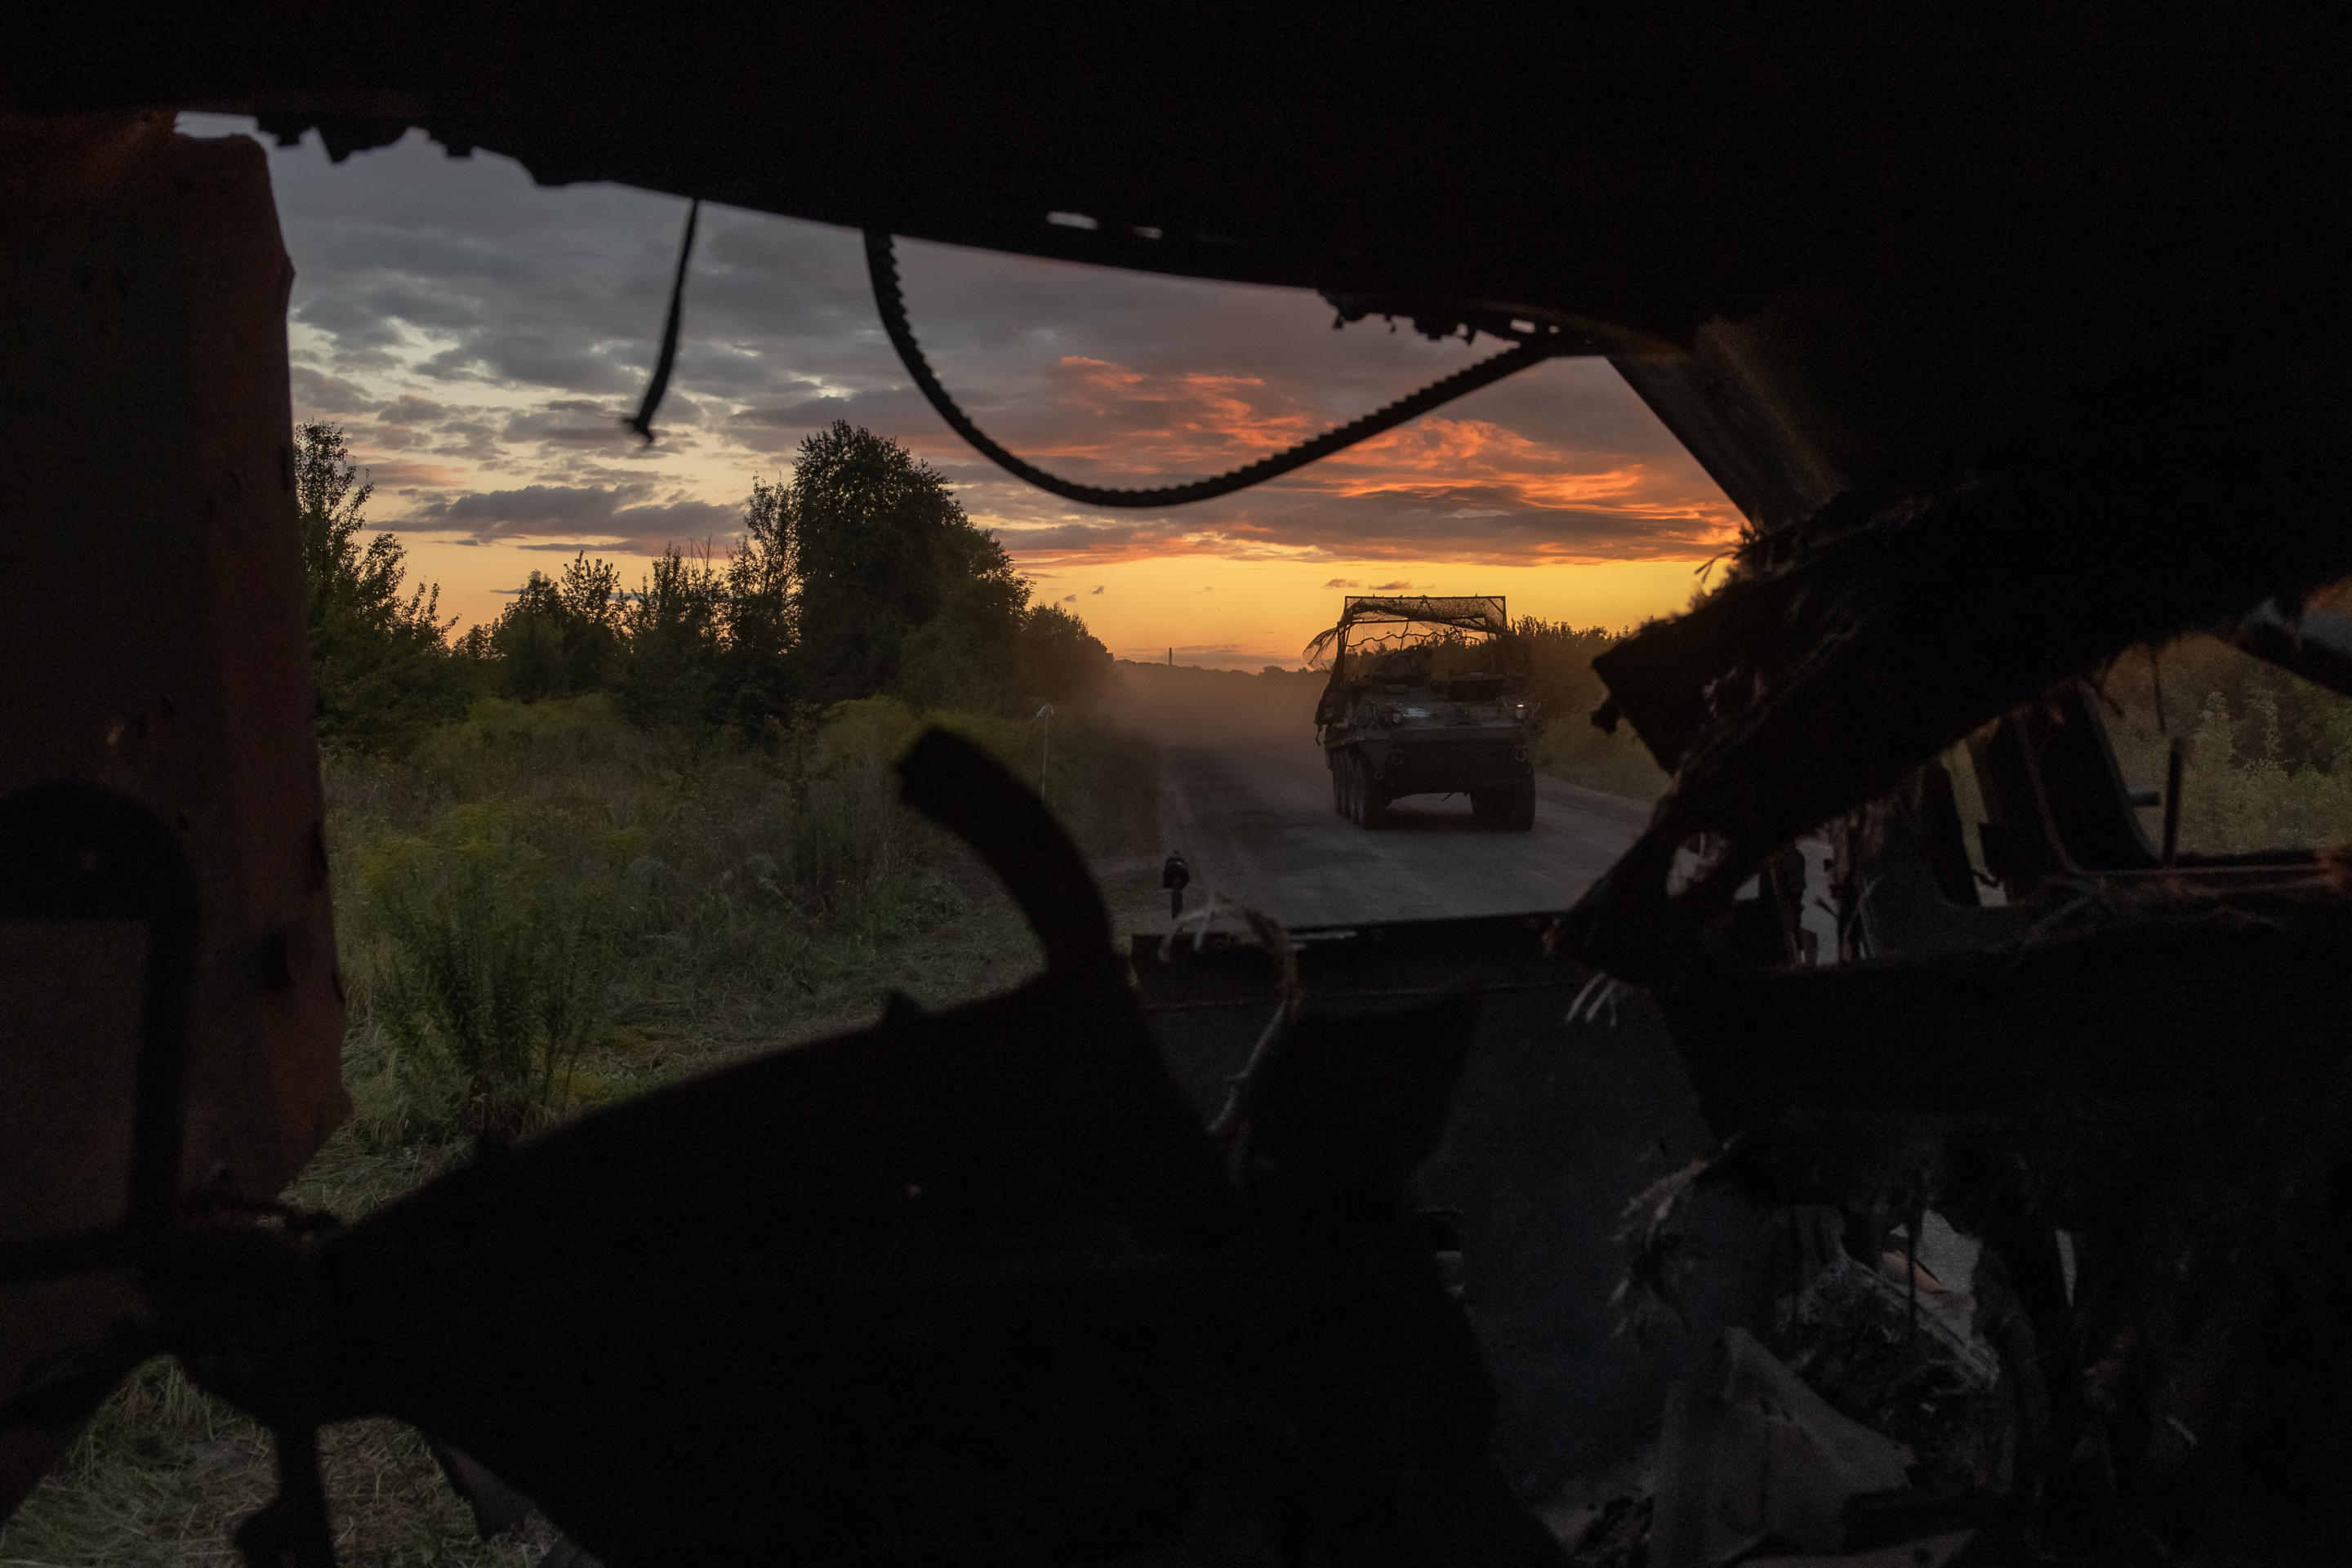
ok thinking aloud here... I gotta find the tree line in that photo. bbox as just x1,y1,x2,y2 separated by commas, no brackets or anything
297,420,1111,751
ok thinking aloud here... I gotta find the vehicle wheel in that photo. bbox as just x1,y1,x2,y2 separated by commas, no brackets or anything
1506,775,1536,831
1360,762,1388,831
1330,755,1347,816
1469,787,1501,826
1339,752,1361,823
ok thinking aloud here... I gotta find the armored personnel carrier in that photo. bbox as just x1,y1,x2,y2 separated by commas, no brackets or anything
1308,595,1537,830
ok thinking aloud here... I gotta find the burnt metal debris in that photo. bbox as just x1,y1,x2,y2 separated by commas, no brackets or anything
7,11,2352,1565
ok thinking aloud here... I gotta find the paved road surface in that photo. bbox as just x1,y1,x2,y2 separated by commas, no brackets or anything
1136,738,1709,1494
1156,737,1654,927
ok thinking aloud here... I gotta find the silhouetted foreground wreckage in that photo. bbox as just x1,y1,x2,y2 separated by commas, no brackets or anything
6,12,2352,1566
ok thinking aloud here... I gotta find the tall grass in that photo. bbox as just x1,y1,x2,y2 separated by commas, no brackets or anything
0,1360,554,1568
324,693,1156,1140
0,693,1157,1566
359,804,608,1137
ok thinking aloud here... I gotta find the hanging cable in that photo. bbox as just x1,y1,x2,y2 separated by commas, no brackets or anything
623,198,702,443
863,229,1577,508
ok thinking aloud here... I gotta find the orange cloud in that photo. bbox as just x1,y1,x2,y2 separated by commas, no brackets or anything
962,358,1741,572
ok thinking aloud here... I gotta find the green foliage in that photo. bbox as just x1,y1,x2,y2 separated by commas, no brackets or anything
617,543,726,726
1018,600,1116,709
783,421,1021,700
490,551,625,701
707,476,799,734
358,802,609,1137
806,695,1152,858
895,611,1000,711
325,693,1156,1120
1515,618,1673,800
452,425,1113,737
294,422,467,751
2105,635,2352,853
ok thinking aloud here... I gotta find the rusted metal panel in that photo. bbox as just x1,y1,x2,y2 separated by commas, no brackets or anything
0,112,346,1511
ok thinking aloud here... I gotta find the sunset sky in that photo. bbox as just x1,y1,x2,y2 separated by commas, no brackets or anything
187,115,1742,670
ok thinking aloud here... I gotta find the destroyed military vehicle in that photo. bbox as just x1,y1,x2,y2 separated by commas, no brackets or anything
1310,595,1538,830
15,15,2352,1567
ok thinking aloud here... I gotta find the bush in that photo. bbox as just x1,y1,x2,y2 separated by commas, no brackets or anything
321,692,1157,1140
295,421,470,752
1017,601,1114,708
1517,619,1671,799
491,553,626,702
2103,635,2352,854
359,802,608,1137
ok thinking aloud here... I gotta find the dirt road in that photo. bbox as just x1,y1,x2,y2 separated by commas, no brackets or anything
1146,737,1655,929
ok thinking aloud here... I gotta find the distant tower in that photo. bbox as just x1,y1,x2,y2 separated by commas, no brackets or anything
1167,647,1173,666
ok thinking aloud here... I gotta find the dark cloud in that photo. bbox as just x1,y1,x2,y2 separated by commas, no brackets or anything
501,402,637,448
408,482,737,552
1089,586,1105,595
379,394,449,424
290,367,377,415
1322,577,1361,589
425,484,630,527
188,114,1735,567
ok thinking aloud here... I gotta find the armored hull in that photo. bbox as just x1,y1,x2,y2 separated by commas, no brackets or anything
1324,682,1536,831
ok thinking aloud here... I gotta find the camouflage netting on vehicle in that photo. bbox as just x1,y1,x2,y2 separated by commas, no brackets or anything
1303,595,1512,671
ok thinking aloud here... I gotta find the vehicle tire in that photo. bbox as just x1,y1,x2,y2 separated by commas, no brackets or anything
1330,755,1347,816
1339,752,1361,823
1506,774,1536,831
1359,759,1388,831
1469,787,1501,826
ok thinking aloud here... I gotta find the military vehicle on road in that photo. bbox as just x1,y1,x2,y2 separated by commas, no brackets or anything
1308,595,1537,830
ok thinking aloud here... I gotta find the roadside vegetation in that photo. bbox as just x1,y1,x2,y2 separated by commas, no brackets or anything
1512,618,1673,800
2102,631,2352,855
1484,613,2352,836
0,422,1152,1566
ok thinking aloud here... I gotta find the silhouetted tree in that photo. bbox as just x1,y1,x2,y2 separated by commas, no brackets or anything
470,423,1119,734
1016,601,1113,707
617,543,724,725
783,421,1018,702
715,477,798,734
492,551,624,699
294,421,463,750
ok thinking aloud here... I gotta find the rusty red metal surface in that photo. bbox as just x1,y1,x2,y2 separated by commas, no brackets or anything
0,113,347,1514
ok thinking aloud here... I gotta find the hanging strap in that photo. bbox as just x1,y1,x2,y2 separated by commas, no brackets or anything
623,198,702,443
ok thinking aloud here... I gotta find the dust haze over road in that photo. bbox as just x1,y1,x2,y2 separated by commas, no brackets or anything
1102,662,1653,928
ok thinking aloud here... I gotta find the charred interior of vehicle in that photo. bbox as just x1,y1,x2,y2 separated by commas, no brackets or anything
6,11,2352,1566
